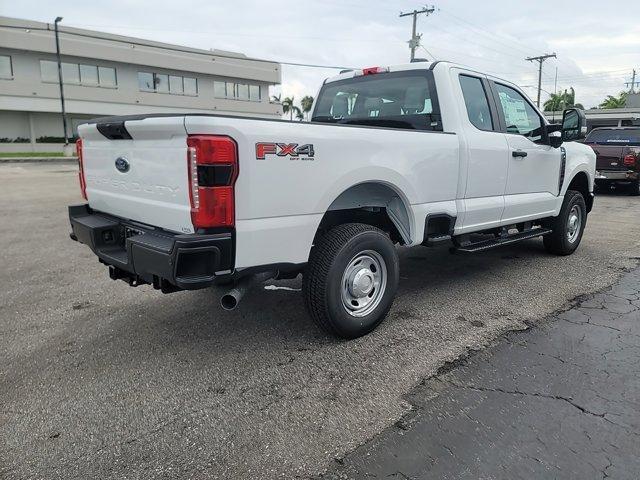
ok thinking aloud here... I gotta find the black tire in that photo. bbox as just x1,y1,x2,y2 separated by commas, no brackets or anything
303,223,399,339
543,190,587,256
629,180,640,196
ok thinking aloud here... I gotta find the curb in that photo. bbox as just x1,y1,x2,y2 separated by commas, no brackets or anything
0,157,78,163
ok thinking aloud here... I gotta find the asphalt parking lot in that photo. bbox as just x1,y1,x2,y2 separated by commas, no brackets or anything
1,162,639,479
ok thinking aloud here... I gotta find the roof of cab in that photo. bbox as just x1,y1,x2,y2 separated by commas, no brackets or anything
322,60,515,87
323,60,444,84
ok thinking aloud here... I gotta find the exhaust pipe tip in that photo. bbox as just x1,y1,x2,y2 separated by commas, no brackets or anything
219,270,278,311
220,294,239,311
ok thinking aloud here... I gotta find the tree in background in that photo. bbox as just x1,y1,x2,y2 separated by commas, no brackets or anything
300,95,315,120
599,92,627,109
282,97,302,121
543,87,584,112
271,93,281,103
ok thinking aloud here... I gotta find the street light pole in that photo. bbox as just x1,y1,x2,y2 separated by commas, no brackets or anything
54,16,69,146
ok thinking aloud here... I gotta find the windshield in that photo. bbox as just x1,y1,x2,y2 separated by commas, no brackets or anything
312,70,442,131
585,128,640,145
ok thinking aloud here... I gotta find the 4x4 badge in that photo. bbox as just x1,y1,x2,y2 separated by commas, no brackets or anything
255,143,315,160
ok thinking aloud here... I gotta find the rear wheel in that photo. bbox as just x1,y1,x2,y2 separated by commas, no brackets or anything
629,180,640,196
543,190,587,255
303,223,399,339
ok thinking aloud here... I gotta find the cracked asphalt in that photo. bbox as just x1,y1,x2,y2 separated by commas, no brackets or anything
1,163,640,479
325,267,640,479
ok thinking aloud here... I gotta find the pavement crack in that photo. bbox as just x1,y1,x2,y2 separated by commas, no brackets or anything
447,382,607,419
448,382,640,439
602,456,613,479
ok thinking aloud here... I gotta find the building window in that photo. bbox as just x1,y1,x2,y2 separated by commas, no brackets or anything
139,71,197,96
249,85,260,101
40,60,117,87
62,62,80,84
80,64,98,85
169,75,183,94
138,71,154,91
0,55,13,79
214,81,226,98
155,74,169,93
98,67,117,87
214,80,262,101
237,83,249,101
183,77,197,96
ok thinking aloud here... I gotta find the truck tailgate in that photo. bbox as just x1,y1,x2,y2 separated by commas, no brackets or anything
587,143,628,171
78,116,195,234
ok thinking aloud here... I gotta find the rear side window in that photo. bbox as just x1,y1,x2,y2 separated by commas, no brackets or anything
459,75,493,131
585,128,640,145
312,70,442,131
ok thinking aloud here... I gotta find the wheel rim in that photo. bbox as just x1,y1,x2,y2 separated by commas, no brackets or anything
340,250,387,318
566,204,582,243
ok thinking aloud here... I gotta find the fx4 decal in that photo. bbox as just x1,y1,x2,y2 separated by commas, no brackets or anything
256,143,315,160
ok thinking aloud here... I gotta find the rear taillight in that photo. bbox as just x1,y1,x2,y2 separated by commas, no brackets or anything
76,138,87,200
623,154,637,167
187,135,238,230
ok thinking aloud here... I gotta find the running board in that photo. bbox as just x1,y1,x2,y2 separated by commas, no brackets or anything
453,228,552,253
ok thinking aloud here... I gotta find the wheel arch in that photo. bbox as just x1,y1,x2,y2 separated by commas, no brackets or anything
315,181,413,245
565,170,593,213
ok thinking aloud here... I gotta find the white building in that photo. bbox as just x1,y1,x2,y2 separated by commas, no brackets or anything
0,16,282,152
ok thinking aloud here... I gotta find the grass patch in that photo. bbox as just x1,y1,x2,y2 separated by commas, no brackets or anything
0,152,67,158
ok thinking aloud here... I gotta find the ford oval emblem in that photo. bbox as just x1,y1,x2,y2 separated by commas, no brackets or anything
115,157,130,173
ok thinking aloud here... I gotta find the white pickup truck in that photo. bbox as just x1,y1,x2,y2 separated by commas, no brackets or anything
69,61,595,338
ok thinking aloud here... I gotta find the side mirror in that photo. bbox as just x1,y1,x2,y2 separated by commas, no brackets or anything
561,108,587,142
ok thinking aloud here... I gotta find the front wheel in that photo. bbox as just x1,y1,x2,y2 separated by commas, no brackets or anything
303,223,399,339
543,190,587,255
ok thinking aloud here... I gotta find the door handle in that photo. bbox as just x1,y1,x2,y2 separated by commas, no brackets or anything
512,150,527,158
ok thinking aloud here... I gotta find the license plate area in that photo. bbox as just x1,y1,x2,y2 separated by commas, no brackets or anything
124,225,145,238
120,225,145,247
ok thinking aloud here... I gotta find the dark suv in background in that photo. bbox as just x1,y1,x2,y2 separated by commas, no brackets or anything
585,127,640,195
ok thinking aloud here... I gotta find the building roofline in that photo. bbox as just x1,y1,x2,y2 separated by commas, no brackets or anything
0,15,278,66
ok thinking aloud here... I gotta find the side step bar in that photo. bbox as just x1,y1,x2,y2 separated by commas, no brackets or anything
453,228,552,253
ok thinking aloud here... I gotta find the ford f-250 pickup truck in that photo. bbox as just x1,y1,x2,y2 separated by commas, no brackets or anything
69,61,595,338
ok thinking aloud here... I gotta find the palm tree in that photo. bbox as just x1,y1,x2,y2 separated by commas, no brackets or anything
282,96,301,121
271,93,281,103
300,95,314,120
543,87,583,112
599,92,627,109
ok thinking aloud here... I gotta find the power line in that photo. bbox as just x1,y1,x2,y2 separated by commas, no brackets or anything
438,9,533,57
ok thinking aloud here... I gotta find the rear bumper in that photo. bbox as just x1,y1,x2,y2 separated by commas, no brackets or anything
69,204,234,292
595,170,638,182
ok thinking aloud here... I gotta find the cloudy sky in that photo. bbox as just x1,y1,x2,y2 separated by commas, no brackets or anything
2,0,639,109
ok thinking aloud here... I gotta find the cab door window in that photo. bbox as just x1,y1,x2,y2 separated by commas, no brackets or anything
459,75,494,131
494,83,544,142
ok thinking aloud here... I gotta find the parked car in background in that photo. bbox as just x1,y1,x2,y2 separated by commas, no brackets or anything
585,127,640,195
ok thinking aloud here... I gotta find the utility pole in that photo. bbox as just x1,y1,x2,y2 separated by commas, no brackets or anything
625,69,639,94
54,16,69,146
526,53,556,107
399,6,435,61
